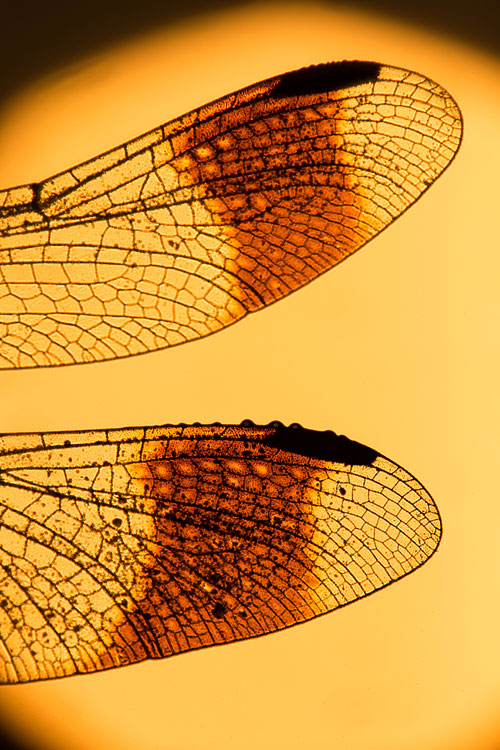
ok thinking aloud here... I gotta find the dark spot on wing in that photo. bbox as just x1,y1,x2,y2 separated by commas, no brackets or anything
31,182,43,213
211,602,227,619
272,61,381,99
263,423,378,466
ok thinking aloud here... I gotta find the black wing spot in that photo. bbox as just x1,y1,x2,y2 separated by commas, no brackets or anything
211,602,227,619
272,61,381,99
263,423,378,466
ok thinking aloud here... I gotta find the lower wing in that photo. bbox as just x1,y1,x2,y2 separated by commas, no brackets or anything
0,420,441,683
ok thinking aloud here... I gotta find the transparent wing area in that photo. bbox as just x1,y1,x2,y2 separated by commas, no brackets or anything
0,61,462,367
0,421,441,683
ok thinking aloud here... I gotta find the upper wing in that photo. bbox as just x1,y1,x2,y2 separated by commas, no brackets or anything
0,420,441,683
0,61,462,368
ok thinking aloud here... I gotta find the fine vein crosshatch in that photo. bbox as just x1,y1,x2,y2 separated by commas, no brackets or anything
0,61,462,684
0,422,440,683
0,61,461,369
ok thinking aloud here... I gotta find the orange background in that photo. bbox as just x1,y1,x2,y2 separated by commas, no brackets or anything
0,3,498,748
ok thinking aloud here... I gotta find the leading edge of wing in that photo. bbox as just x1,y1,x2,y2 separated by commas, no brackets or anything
0,61,462,224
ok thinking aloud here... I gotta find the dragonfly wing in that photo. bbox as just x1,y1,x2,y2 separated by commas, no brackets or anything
0,61,462,367
0,421,441,683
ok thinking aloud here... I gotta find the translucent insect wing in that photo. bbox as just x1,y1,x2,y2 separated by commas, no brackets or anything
0,422,441,683
0,61,462,368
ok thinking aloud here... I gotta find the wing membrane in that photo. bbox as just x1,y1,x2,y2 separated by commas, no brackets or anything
0,61,462,367
0,420,441,683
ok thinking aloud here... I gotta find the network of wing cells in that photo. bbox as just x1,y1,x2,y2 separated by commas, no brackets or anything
0,60,459,683
0,61,462,368
0,421,441,683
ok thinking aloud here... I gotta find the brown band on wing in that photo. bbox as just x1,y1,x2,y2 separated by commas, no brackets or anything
116,426,322,661
173,88,381,307
174,65,461,307
101,424,441,666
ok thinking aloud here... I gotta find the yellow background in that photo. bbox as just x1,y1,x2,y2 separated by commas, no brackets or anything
0,2,498,748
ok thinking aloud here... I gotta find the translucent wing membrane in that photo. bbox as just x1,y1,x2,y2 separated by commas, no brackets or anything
0,421,441,683
0,61,462,368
